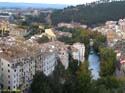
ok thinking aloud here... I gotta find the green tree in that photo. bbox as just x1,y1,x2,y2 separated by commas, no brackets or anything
62,53,79,93
30,72,52,93
48,61,67,93
62,76,77,93
99,47,116,77
51,1,125,26
76,61,92,93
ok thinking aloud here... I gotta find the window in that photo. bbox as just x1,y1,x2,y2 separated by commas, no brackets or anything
20,69,22,72
26,84,28,87
8,64,10,67
8,70,10,72
14,70,16,72
12,64,14,67
8,86,10,89
8,81,10,84
8,75,10,78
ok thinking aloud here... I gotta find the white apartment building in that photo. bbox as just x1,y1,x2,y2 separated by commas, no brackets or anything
0,41,58,93
0,43,37,92
71,43,85,64
58,48,69,69
0,56,36,92
44,41,69,70
36,50,57,76
56,44,69,70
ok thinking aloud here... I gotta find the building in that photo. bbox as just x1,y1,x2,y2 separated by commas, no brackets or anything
105,21,117,29
55,41,69,69
9,24,29,37
0,39,58,93
58,22,87,29
40,41,69,69
0,20,10,36
71,43,85,64
0,42,37,92
38,24,44,30
106,31,116,46
92,19,125,48
45,29,56,41
58,23,75,28
54,30,72,38
36,49,57,76
9,28,28,37
118,19,125,32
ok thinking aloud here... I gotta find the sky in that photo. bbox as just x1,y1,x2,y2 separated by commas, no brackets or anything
0,0,96,5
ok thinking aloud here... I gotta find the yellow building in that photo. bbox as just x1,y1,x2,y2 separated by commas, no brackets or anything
0,20,10,36
39,25,44,30
45,28,56,41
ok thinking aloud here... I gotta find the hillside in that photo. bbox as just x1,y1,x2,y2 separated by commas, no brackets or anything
51,0,125,26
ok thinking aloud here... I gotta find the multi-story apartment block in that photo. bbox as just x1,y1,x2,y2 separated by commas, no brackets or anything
40,41,69,70
71,43,85,64
0,43,37,92
36,50,57,76
0,39,58,93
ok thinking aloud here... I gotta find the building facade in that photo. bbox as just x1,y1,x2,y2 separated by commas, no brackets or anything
0,41,58,93
71,43,85,64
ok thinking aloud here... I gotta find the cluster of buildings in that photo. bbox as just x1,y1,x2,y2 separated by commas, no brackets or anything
0,20,31,38
0,20,73,42
29,28,72,43
92,19,125,47
0,9,87,93
0,35,85,93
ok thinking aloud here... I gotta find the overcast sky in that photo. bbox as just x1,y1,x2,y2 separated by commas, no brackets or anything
0,0,96,5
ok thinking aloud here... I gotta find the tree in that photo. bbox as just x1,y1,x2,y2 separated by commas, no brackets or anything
94,76,124,93
30,72,52,93
99,47,116,77
76,61,92,93
62,53,79,93
48,61,67,93
51,1,125,26
62,76,77,93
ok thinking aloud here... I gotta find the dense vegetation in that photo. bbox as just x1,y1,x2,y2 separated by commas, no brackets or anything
30,58,124,93
51,0,125,26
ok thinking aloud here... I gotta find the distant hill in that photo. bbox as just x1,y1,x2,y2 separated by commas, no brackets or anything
0,2,68,9
51,0,125,26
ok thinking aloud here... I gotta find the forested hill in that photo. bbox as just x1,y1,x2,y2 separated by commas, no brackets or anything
51,0,125,26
